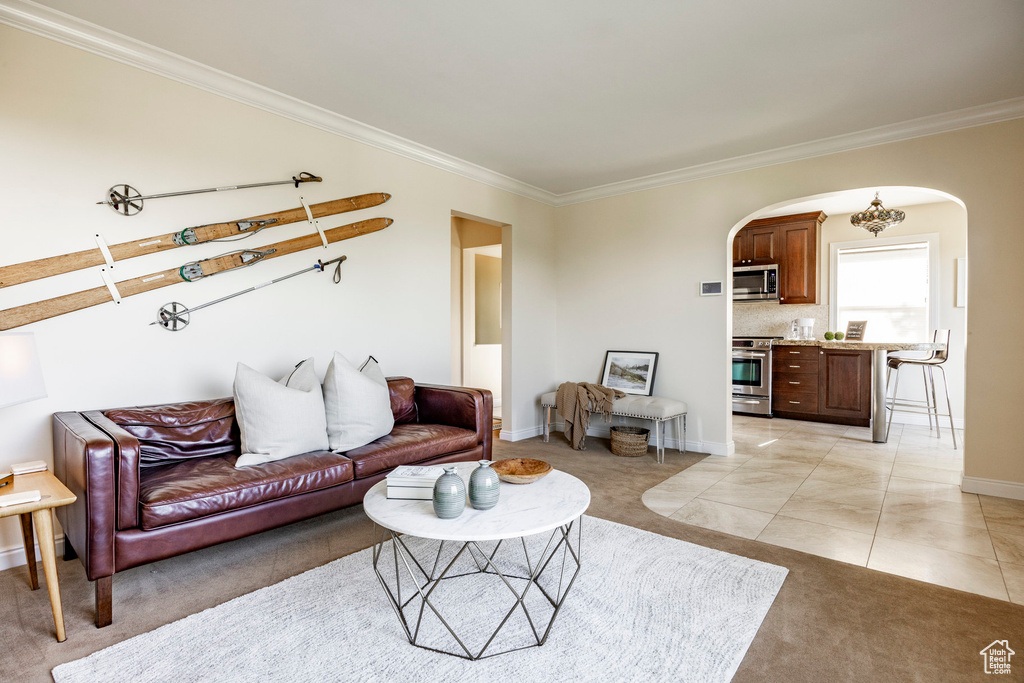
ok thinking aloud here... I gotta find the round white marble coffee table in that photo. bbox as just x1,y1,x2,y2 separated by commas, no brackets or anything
363,460,591,660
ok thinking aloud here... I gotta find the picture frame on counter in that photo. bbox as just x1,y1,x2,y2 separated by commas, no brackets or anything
845,320,868,341
601,350,659,396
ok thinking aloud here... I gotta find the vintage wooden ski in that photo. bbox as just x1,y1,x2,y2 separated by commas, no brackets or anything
0,217,392,331
0,192,390,289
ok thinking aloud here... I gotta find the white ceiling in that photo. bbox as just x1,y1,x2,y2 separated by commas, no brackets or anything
758,187,954,219
24,0,1024,195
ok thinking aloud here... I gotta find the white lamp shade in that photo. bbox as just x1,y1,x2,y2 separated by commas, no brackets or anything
0,332,48,409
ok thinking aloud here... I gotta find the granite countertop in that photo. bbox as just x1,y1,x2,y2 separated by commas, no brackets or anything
773,339,944,351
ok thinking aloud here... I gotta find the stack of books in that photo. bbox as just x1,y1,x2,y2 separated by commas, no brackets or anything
386,465,444,500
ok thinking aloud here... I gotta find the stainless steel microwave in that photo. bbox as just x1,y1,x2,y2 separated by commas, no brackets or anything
733,264,779,301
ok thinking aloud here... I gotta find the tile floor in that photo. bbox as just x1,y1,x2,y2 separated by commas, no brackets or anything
642,415,1024,603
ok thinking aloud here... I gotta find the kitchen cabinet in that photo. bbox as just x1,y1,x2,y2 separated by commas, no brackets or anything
772,346,819,415
772,345,871,426
733,211,825,304
733,225,779,266
818,348,872,422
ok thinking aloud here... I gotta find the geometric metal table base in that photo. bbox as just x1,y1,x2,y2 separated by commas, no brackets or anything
371,518,583,660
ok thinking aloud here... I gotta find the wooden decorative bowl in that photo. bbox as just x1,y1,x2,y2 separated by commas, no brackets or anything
491,458,552,485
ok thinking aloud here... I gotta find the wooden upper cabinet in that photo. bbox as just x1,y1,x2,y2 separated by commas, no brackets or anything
736,211,825,304
779,220,818,304
732,225,779,266
749,226,778,264
733,230,744,265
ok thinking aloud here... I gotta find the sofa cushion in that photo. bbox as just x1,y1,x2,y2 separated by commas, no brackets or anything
387,377,417,424
234,359,330,468
138,450,354,530
345,423,479,480
105,399,238,468
324,353,395,452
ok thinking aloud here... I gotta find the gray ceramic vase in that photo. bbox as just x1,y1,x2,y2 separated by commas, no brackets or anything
432,466,466,519
469,460,500,510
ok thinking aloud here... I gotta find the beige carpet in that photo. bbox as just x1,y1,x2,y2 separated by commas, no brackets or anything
52,516,787,682
1,435,1022,681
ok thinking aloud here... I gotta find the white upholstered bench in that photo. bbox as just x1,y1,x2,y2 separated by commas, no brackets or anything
540,391,687,464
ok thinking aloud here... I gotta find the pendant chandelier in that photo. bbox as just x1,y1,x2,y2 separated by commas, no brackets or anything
850,192,905,236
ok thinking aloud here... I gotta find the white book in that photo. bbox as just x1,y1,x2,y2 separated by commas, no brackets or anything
387,485,434,501
386,465,443,486
11,460,47,475
0,490,41,507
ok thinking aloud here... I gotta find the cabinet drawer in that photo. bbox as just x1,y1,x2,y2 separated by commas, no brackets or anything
775,346,818,361
773,386,819,413
775,375,814,390
774,357,818,374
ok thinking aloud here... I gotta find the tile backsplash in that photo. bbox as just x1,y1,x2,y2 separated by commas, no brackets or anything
733,302,830,338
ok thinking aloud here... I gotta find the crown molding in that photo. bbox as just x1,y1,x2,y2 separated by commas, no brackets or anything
554,96,1024,206
2,0,1023,209
0,0,558,206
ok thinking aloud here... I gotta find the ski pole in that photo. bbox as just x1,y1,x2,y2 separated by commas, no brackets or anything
150,255,347,331
98,171,322,215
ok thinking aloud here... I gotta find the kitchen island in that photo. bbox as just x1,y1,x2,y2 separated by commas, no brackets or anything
773,339,945,442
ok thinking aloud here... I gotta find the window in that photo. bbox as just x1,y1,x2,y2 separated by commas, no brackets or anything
829,234,939,342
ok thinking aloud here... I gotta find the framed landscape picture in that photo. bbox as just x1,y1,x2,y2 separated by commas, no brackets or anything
601,350,659,396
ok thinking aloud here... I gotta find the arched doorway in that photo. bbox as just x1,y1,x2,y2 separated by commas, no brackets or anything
726,185,967,453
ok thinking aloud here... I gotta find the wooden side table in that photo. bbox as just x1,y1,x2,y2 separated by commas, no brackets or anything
0,470,76,642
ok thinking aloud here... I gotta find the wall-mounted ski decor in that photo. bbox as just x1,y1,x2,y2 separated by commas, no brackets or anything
151,255,347,331
98,171,323,215
0,193,390,289
0,218,391,331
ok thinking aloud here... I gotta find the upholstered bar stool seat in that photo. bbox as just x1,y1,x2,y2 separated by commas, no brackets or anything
884,329,956,448
539,391,687,463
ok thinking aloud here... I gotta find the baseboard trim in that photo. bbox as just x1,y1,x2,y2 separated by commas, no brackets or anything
499,425,544,442
960,476,1024,501
0,534,64,572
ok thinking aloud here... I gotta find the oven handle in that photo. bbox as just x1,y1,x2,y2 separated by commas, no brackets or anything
733,352,767,358
733,399,764,405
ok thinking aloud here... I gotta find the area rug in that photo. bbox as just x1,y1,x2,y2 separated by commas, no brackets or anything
53,516,788,682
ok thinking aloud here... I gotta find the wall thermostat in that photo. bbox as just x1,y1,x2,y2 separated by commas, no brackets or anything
699,281,723,296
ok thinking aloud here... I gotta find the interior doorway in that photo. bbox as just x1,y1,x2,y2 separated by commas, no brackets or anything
451,213,506,430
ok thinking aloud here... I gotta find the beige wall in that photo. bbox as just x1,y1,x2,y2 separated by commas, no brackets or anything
0,26,557,556
1,21,1022,566
475,255,502,345
556,119,1024,491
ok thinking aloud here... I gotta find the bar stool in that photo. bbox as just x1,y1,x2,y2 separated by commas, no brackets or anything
884,329,956,448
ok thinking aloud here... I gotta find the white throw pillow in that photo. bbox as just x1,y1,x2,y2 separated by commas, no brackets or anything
234,358,329,468
323,353,395,452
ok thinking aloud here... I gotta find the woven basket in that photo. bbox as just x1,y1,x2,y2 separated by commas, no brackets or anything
610,426,650,457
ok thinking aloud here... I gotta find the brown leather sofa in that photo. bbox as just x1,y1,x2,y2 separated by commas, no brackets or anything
52,378,492,627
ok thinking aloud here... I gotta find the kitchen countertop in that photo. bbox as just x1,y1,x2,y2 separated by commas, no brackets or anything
773,339,944,351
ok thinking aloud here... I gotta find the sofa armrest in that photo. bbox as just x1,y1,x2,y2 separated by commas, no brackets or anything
415,384,493,459
52,411,120,581
83,411,142,530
